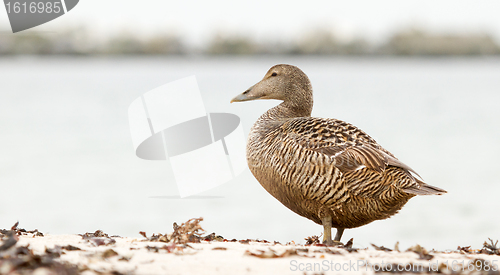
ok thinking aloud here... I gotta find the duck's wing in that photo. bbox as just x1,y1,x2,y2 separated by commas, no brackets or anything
311,144,421,176
282,117,446,195
283,117,418,174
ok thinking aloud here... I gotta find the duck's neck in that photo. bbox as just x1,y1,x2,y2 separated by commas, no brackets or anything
262,98,313,121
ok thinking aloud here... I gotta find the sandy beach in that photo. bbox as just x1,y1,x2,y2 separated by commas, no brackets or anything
1,220,499,275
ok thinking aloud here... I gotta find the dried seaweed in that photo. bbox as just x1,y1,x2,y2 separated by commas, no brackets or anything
0,231,17,251
342,238,358,252
140,217,206,244
80,230,110,239
457,245,472,253
0,225,126,275
0,222,45,252
0,244,79,275
61,245,82,251
145,243,179,253
140,218,262,245
45,246,63,257
80,230,117,247
304,235,351,250
171,218,205,244
236,238,274,244
406,244,434,260
203,233,224,242
371,243,393,252
1,222,44,238
101,249,119,259
481,238,500,255
139,218,209,255
246,247,319,258
305,235,321,245
118,255,132,262
239,239,250,244
90,238,116,247
255,239,271,243
145,245,161,253
146,233,170,242
245,248,299,258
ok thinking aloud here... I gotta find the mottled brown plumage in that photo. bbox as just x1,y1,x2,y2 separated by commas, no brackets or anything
231,64,446,244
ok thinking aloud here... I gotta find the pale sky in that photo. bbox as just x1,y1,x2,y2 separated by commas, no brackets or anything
2,0,500,44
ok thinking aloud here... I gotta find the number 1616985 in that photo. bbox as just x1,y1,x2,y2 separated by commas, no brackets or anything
5,2,62,14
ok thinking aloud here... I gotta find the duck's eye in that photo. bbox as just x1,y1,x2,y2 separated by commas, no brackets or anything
271,72,277,76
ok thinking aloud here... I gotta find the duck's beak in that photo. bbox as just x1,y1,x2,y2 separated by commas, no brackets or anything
230,85,256,103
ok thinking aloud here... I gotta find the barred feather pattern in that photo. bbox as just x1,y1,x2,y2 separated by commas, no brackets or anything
247,103,445,229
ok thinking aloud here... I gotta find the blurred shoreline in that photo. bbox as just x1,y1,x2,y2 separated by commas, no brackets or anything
1,27,499,56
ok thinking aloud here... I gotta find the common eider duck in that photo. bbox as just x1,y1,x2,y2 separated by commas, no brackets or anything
231,64,446,245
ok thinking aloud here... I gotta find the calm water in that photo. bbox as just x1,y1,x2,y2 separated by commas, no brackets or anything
0,56,499,250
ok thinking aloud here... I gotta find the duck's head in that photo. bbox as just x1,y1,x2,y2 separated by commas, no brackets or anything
231,64,313,115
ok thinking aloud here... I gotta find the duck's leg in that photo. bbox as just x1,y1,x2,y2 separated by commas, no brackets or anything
321,216,333,245
334,228,344,242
